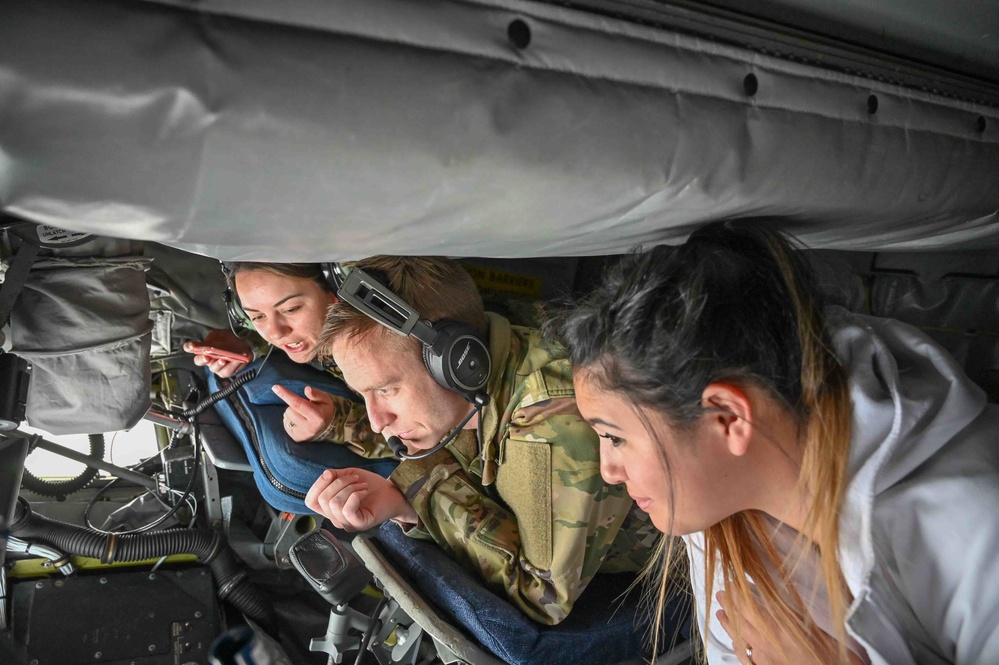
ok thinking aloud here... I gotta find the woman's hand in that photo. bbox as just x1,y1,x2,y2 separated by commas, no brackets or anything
183,329,253,378
272,385,336,442
716,590,865,665
305,468,417,531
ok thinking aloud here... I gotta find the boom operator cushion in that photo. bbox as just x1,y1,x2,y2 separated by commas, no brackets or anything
371,522,692,665
207,352,397,514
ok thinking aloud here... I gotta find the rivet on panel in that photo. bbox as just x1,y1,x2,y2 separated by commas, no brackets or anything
508,19,531,50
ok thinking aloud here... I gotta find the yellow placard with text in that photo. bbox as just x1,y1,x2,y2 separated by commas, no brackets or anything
463,265,542,298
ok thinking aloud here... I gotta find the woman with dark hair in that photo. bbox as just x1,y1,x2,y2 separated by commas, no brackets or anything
184,262,389,456
551,221,999,664
185,262,332,376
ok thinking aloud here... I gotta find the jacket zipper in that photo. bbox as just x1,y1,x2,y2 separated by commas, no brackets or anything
227,390,306,500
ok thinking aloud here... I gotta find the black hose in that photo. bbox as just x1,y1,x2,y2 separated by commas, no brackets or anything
208,546,273,620
8,498,276,633
20,434,105,497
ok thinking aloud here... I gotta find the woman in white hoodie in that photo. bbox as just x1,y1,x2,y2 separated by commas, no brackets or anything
552,221,999,665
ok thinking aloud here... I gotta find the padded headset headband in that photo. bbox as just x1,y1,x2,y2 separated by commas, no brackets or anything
332,264,491,402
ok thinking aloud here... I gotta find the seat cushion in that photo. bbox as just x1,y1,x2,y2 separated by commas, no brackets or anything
374,522,691,665
208,352,397,514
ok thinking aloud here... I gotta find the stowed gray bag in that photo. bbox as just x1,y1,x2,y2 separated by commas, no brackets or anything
10,257,153,434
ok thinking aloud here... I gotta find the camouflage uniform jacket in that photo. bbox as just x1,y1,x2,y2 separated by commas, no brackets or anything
315,364,395,459
390,313,656,625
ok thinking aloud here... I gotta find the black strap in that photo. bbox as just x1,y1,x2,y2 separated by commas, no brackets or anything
0,240,40,329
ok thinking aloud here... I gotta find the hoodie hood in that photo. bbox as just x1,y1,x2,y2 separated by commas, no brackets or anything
827,307,990,662
829,306,987,494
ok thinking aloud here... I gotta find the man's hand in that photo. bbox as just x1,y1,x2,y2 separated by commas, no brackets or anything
716,590,865,665
305,468,417,531
184,330,253,378
272,385,339,442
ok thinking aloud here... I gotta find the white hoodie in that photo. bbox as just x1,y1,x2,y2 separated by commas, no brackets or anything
686,308,999,664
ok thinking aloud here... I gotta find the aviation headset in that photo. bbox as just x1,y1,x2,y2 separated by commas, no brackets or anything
324,262,491,405
325,262,492,461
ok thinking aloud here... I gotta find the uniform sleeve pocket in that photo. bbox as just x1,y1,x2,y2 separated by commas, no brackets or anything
495,437,552,569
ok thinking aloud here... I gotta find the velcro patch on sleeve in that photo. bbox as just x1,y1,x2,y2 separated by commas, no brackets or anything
496,437,552,569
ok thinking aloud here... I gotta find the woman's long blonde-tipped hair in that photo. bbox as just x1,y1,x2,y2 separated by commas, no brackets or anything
697,234,853,664
642,534,690,660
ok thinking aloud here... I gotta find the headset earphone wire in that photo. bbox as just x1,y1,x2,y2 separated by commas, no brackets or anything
386,398,483,460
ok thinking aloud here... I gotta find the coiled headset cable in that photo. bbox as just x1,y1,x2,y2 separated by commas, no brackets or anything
181,346,273,419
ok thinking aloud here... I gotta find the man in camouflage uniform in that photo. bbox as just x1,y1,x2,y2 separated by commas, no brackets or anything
305,256,656,625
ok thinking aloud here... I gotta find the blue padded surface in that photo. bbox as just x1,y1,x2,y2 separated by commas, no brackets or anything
208,353,397,514
373,522,691,665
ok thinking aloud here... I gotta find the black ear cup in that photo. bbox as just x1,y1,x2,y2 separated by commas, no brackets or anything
223,287,253,338
220,262,253,338
421,320,491,401
421,346,436,381
320,263,340,292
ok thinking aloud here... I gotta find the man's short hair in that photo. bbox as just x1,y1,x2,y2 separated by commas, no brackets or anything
318,256,487,359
